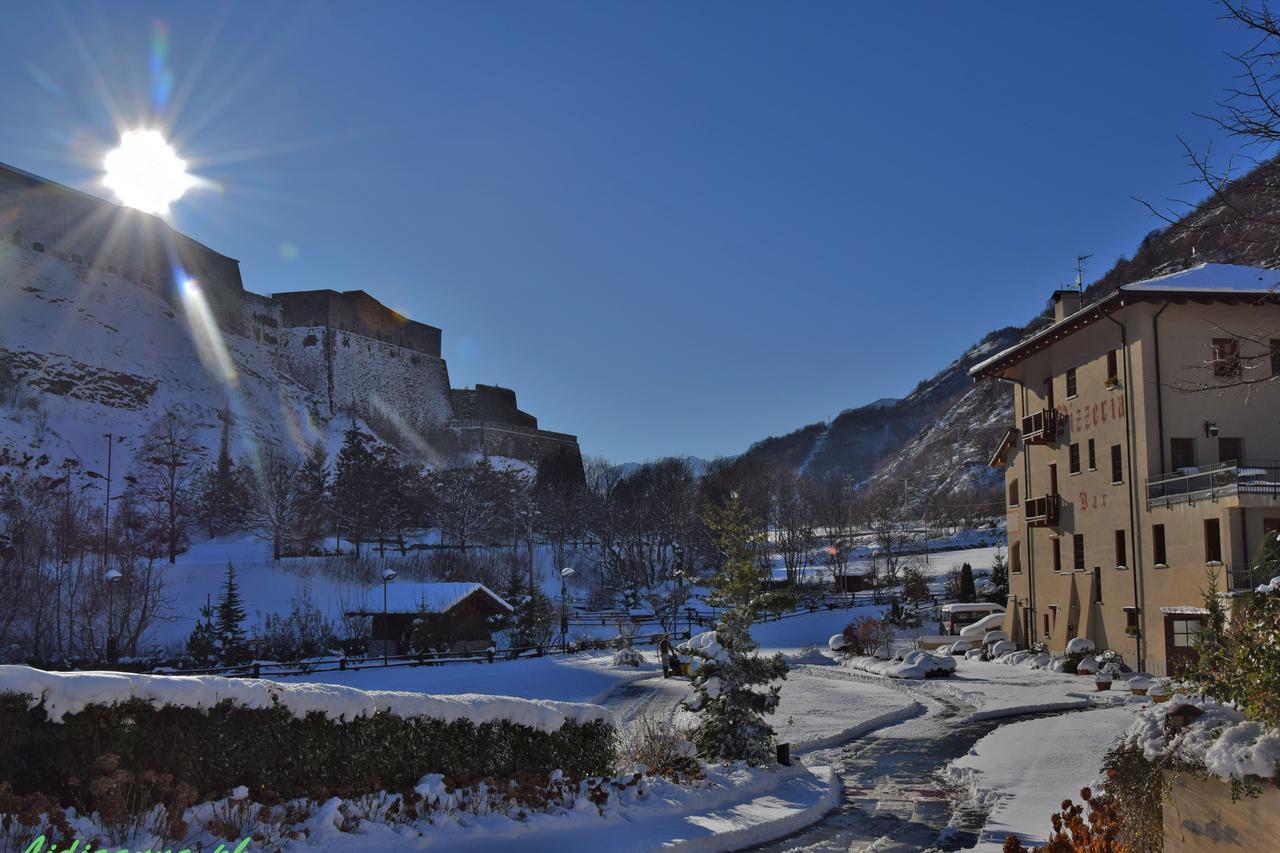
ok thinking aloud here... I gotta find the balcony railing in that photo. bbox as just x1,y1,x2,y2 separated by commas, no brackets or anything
1219,563,1276,593
1024,493,1060,527
1145,461,1280,508
1020,409,1059,445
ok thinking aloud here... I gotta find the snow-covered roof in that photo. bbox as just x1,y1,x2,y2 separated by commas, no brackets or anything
1119,262,1280,294
940,602,1005,614
970,263,1280,380
351,582,513,615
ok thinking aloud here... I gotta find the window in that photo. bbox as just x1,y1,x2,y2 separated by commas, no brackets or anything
1110,444,1123,484
1043,612,1051,639
1212,338,1241,378
1044,377,1054,408
1011,541,1022,574
1106,350,1119,385
1069,443,1081,475
1125,608,1139,634
1049,463,1059,496
1093,566,1103,604
1171,438,1196,471
1066,367,1078,398
1218,437,1243,465
1153,524,1167,566
1272,339,1280,377
1114,529,1127,568
1087,439,1096,471
1008,479,1019,507
1204,519,1222,564
1052,537,1062,572
1073,534,1086,571
1170,619,1201,648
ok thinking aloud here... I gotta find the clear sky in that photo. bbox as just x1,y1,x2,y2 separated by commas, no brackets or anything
0,2,1256,463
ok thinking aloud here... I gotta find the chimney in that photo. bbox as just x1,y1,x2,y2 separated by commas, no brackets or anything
1051,289,1082,322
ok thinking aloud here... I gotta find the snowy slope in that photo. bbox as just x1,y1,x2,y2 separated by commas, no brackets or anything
0,239,334,477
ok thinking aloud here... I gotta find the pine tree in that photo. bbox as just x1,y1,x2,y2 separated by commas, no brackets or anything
684,493,790,765
185,598,218,667
333,425,380,557
514,578,557,648
987,551,1009,605
214,562,251,665
293,441,331,555
959,562,977,603
199,407,249,536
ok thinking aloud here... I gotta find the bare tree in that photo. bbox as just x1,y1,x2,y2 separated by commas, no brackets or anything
134,410,205,564
245,446,299,561
773,470,817,586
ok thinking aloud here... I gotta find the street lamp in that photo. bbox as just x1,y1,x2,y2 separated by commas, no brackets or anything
671,568,686,636
560,567,575,647
382,567,398,665
105,567,123,664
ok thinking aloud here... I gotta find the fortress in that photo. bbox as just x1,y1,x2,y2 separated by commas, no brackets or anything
0,161,582,472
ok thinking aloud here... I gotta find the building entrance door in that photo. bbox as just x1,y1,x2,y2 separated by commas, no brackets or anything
1164,615,1203,674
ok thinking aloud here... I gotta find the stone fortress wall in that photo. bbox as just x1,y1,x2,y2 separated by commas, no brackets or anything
0,161,581,471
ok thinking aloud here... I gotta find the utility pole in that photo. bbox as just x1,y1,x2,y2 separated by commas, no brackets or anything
1075,254,1092,298
102,433,113,572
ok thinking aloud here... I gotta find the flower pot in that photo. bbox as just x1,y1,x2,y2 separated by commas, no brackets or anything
1151,692,1169,703
1130,686,1148,696
1095,680,1112,692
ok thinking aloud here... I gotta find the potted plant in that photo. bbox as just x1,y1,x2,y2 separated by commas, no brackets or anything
1148,681,1169,703
1095,671,1112,691
1128,675,1151,696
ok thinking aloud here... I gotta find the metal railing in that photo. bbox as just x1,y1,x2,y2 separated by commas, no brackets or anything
1221,562,1274,593
1145,461,1280,508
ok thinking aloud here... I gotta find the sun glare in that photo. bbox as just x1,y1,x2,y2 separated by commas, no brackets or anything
103,129,195,215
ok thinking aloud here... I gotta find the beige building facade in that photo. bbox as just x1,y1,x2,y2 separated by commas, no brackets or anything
972,263,1280,676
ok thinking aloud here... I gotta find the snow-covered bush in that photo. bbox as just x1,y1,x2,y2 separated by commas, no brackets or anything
989,639,1016,657
1064,637,1095,654
982,629,1008,646
1075,655,1099,674
0,667,616,807
827,633,848,652
615,714,701,782
612,647,644,667
845,650,955,679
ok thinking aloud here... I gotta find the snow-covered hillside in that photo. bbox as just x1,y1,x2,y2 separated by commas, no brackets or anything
0,239,337,477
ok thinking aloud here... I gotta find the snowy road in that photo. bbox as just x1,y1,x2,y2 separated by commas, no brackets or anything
750,693,1088,853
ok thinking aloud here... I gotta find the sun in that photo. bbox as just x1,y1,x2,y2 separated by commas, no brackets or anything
103,129,196,215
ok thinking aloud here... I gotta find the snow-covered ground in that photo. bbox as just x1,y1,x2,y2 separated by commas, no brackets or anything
946,705,1138,851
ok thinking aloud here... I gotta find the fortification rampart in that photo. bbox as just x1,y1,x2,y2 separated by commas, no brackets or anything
273,289,442,356
0,161,582,471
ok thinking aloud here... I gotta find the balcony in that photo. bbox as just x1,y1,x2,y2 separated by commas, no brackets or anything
1024,494,1060,527
1020,409,1059,445
1208,563,1278,593
1145,461,1280,509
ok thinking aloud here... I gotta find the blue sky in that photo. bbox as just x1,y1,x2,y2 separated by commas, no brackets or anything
0,2,1256,462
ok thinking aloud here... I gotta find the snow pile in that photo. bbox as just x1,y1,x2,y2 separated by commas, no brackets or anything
1065,638,1096,654
1075,656,1099,674
827,633,848,652
1257,575,1280,594
679,630,725,662
612,648,644,667
844,650,956,679
989,640,1016,657
1124,696,1280,782
0,665,610,731
982,630,1009,645
959,612,1007,637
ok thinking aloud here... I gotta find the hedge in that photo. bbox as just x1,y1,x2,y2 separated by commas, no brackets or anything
0,692,615,804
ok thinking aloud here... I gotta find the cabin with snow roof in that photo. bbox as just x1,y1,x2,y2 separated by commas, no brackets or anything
346,582,513,657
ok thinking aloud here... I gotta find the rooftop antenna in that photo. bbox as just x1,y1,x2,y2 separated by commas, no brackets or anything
1075,254,1092,298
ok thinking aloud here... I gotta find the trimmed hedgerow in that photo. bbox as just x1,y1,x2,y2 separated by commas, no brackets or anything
0,692,614,804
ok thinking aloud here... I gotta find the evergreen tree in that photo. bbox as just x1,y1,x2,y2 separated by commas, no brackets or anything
293,441,331,555
684,494,790,765
987,551,1010,605
514,578,557,648
214,562,251,664
185,598,218,667
333,425,380,557
199,407,250,536
959,562,977,603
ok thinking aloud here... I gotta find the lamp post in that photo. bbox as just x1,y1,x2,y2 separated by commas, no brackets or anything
671,569,685,636
104,567,123,663
559,567,575,648
382,567,398,665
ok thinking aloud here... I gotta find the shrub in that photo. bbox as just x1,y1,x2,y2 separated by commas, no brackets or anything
1001,786,1125,852
615,715,701,782
841,616,895,657
0,693,614,809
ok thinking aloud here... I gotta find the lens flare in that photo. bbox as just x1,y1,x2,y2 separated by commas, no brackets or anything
103,129,195,214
